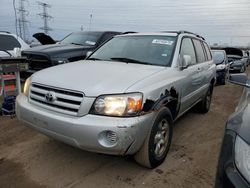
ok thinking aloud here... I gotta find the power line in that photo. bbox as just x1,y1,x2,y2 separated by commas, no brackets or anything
37,1,53,34
12,0,18,37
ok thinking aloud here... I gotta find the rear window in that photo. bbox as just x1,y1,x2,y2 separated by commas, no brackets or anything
203,42,212,60
193,39,206,63
0,34,21,50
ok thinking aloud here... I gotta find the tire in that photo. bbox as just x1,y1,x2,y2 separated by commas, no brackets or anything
134,107,173,168
197,84,213,113
221,78,226,85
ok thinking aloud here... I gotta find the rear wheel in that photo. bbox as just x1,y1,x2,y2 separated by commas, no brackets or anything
197,84,213,113
134,107,173,168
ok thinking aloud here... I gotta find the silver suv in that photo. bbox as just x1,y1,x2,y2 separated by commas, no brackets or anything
16,31,216,168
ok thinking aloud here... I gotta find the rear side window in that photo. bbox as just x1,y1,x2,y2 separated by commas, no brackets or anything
0,34,21,50
203,42,212,60
193,39,206,63
180,38,197,65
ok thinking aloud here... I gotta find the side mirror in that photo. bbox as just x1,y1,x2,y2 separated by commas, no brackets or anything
180,55,191,69
86,51,93,58
229,73,249,88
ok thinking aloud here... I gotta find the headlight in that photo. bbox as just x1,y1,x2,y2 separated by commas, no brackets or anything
23,77,31,96
90,93,143,117
235,135,250,182
52,58,69,65
216,64,226,70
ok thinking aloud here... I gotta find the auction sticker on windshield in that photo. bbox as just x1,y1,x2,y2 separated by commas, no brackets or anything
152,39,174,45
85,41,96,45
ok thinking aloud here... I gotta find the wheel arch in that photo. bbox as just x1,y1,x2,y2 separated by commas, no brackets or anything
142,87,179,120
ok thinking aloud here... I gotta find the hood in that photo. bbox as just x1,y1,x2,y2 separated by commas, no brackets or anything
238,104,250,144
23,43,93,56
227,86,250,144
33,32,56,45
224,47,243,57
31,60,164,97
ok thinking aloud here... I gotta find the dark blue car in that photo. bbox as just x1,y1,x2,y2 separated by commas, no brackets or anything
212,50,229,85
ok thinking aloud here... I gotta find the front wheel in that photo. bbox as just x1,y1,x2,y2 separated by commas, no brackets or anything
134,107,173,168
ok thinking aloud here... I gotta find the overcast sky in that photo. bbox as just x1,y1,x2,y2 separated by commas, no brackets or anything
1,0,250,46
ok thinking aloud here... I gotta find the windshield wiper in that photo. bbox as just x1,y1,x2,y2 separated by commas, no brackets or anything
71,42,82,46
110,57,154,65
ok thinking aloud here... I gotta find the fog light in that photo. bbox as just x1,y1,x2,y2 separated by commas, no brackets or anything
98,130,118,147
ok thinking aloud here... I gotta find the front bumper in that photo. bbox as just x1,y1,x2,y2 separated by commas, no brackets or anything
16,94,155,155
215,130,250,188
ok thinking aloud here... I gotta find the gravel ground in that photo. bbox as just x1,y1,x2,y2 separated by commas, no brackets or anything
0,68,248,188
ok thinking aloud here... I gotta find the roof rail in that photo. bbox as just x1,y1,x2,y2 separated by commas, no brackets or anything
0,31,11,34
161,30,205,40
179,30,205,40
122,31,137,34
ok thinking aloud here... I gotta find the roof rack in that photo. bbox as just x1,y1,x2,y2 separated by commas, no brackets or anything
161,30,205,40
122,31,137,34
179,30,205,40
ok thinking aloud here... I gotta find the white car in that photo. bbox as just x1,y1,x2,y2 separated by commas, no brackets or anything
17,31,216,168
0,31,29,57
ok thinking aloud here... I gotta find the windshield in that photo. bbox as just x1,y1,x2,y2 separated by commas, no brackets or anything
88,35,177,67
60,32,101,46
212,51,225,64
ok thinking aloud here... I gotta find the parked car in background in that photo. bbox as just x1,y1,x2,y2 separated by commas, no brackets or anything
245,50,250,66
215,73,250,188
212,49,229,85
242,51,249,67
0,31,29,57
224,48,246,73
20,31,121,79
17,31,216,168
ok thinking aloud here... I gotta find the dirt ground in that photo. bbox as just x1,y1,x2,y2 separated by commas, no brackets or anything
0,69,248,188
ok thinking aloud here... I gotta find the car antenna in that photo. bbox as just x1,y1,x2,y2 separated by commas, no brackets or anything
89,14,93,31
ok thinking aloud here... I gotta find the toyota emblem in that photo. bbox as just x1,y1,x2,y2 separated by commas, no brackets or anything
45,91,56,102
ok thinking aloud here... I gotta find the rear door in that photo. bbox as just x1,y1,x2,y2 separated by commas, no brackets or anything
179,37,204,113
192,39,208,99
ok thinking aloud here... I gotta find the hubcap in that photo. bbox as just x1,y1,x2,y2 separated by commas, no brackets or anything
154,119,170,157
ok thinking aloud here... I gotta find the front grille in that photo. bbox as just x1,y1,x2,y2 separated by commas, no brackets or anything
29,83,84,116
23,53,52,71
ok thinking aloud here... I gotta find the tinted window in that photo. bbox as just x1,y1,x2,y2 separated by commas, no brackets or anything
61,32,102,46
204,42,212,60
193,39,206,63
180,38,197,65
0,34,21,50
89,35,177,67
212,51,225,64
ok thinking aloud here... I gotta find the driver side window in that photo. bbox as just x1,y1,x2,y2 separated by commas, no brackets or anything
180,38,197,65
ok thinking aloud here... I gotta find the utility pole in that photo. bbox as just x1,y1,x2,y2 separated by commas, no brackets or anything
17,0,29,41
37,1,53,34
